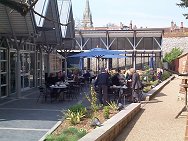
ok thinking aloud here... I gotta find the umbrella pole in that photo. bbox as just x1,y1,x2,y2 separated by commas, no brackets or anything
98,57,100,73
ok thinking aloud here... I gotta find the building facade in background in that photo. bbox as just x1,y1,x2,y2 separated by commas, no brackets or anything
0,0,74,98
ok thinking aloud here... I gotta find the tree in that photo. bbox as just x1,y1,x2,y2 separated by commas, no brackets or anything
163,47,183,63
177,0,188,18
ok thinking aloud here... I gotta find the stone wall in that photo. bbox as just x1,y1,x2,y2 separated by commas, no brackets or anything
162,37,188,56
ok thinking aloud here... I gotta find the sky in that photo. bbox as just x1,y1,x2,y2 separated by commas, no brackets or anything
71,0,188,28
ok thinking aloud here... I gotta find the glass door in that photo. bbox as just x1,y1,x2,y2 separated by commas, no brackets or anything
0,47,8,97
20,53,31,91
10,52,16,93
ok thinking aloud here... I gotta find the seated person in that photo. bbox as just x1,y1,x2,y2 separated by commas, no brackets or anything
111,68,121,86
56,71,65,82
46,73,57,86
83,70,91,83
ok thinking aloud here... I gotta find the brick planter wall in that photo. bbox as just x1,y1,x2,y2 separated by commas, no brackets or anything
79,103,141,141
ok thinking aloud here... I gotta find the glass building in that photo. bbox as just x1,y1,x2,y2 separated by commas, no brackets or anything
0,0,75,98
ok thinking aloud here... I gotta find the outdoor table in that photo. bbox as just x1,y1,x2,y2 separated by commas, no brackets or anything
67,80,76,83
110,85,128,105
175,84,188,118
50,84,67,101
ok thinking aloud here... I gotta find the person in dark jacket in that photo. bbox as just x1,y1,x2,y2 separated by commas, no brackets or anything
130,68,143,102
111,68,121,86
94,68,111,105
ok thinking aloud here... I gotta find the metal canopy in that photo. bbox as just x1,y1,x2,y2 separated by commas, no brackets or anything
75,30,163,38
78,30,107,38
35,0,75,50
36,0,62,46
0,0,36,37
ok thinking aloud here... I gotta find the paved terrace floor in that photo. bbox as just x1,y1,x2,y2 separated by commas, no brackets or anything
115,77,187,141
0,86,91,141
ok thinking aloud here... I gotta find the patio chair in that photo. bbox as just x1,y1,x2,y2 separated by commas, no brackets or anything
65,84,78,100
36,86,48,103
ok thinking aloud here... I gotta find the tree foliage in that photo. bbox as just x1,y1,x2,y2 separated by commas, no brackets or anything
177,0,188,18
163,47,183,63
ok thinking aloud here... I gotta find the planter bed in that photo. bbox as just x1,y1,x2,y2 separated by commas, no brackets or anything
39,103,141,141
144,75,175,101
79,103,141,141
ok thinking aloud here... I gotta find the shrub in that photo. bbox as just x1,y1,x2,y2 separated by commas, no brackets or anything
85,86,99,115
68,103,87,115
45,127,87,141
107,101,118,111
150,80,159,86
163,47,183,63
65,103,86,125
161,71,171,81
103,106,110,119
65,109,85,125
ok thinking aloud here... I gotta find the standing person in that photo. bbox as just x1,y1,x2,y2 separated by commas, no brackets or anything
130,68,143,102
94,68,111,105
111,68,121,86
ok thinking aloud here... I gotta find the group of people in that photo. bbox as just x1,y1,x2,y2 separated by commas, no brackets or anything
45,71,65,86
94,68,143,105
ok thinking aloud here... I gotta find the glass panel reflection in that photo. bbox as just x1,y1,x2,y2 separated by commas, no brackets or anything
1,86,7,96
1,74,6,85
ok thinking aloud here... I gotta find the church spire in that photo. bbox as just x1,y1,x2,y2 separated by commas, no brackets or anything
82,0,93,28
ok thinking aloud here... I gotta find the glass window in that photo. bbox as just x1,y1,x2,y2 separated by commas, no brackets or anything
1,74,7,85
10,52,16,93
30,53,35,88
1,61,6,72
0,49,7,60
1,86,7,96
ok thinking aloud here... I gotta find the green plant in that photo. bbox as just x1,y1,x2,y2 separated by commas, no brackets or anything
150,80,159,86
161,71,171,81
65,109,85,125
85,86,99,114
163,47,183,63
45,127,87,141
143,86,152,93
107,101,118,111
103,106,110,119
68,103,87,115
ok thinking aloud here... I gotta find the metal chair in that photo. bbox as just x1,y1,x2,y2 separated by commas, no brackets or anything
36,86,47,103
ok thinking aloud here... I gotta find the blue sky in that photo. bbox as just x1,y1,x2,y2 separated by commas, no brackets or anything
71,0,188,28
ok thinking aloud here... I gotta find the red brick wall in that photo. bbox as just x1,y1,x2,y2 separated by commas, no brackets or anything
173,54,188,73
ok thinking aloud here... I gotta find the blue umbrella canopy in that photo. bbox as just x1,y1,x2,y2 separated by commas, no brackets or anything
69,48,125,58
102,54,127,59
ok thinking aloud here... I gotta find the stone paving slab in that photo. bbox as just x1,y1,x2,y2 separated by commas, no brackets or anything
0,129,46,141
0,87,90,141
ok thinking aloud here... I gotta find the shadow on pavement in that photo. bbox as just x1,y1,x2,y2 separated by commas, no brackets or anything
113,108,145,141
155,92,167,97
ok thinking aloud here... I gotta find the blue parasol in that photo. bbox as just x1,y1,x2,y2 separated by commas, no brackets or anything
102,54,127,59
69,48,124,58
69,48,126,72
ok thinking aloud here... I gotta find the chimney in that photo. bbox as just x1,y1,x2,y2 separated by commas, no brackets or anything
181,22,183,28
180,22,184,32
171,20,174,31
129,20,132,30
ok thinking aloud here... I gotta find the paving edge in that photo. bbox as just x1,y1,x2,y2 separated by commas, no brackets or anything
79,103,141,141
185,114,188,141
145,75,175,101
38,121,62,141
